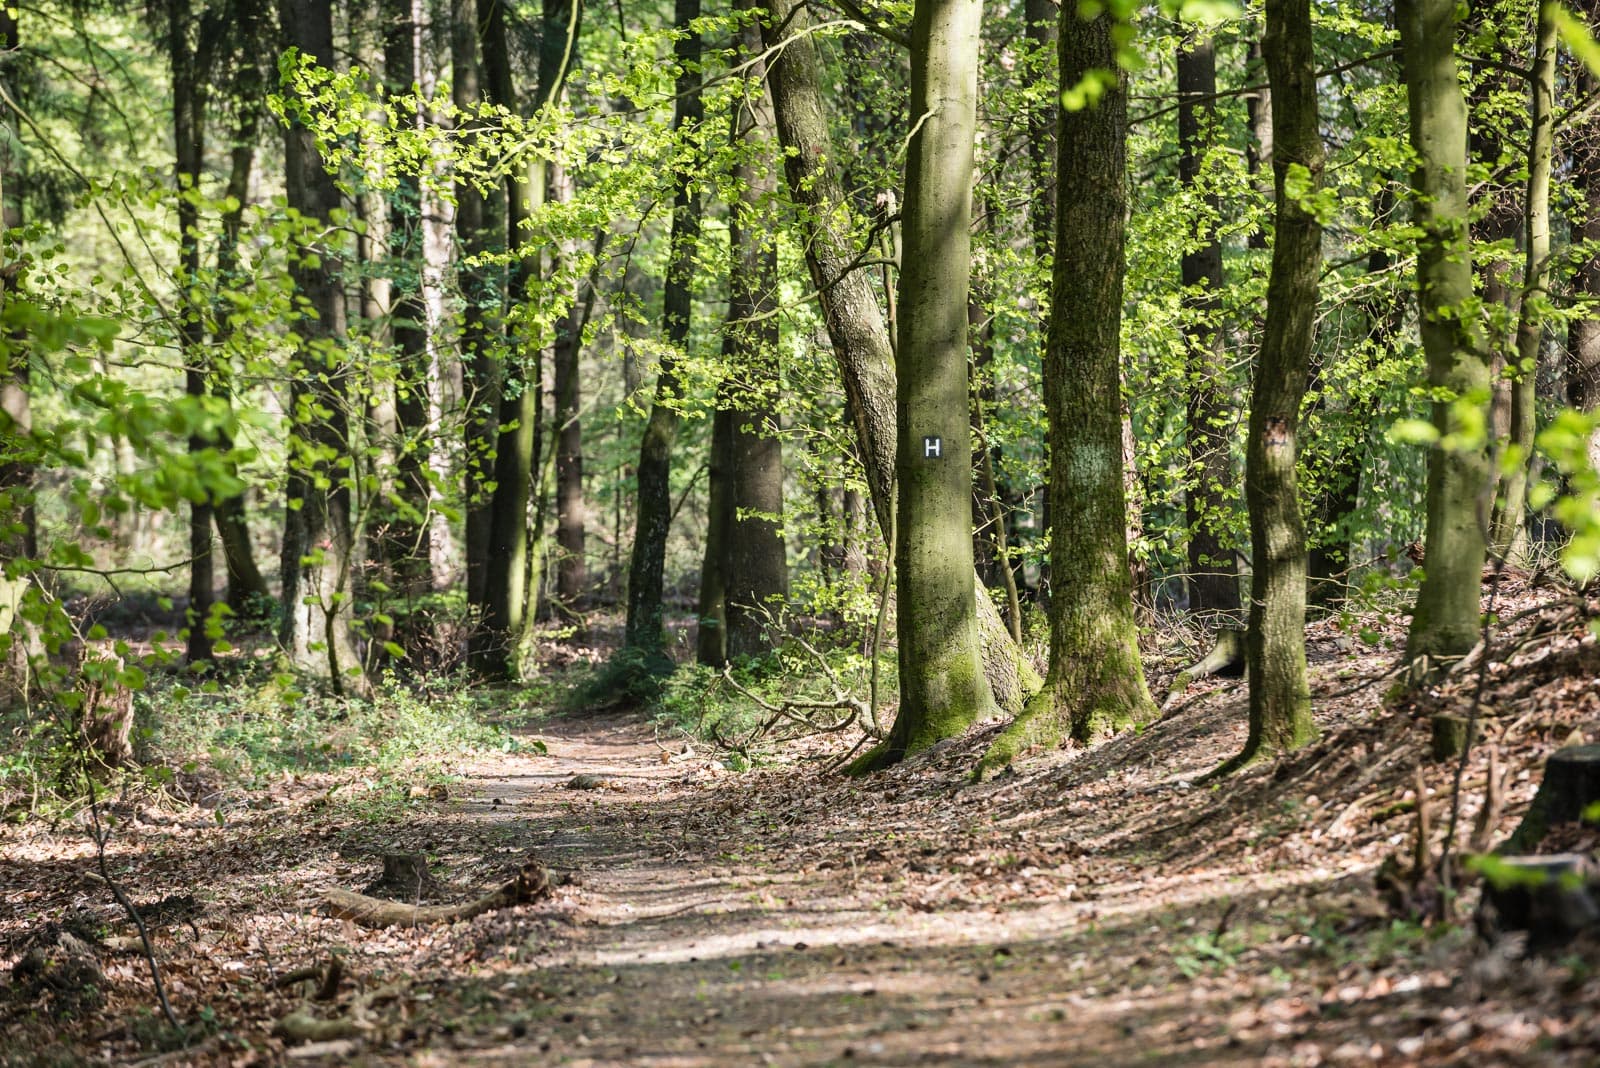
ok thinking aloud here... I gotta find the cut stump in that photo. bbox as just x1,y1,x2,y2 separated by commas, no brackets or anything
1504,744,1600,852
1478,853,1600,947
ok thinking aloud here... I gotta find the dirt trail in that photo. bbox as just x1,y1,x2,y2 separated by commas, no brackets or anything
402,708,1456,1068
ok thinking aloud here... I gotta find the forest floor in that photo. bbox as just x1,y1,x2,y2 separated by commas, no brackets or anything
4,578,1600,1066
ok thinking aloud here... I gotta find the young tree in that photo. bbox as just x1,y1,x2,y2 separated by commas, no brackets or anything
1222,0,1322,771
278,0,364,690
1570,2,1600,435
1399,0,1490,670
862,0,996,769
979,3,1152,772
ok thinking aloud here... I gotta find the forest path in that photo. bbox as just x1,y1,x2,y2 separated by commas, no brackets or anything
408,708,1366,1067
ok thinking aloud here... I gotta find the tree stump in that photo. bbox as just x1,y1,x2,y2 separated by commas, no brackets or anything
78,652,133,769
1477,853,1600,947
360,853,447,902
1430,713,1477,762
1505,744,1600,851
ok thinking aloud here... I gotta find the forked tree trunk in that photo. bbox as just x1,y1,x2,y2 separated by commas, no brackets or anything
857,0,996,772
1400,0,1490,670
1222,0,1321,772
979,5,1153,775
278,0,364,692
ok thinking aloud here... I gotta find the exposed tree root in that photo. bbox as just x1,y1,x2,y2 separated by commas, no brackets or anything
319,859,549,929
1162,626,1245,712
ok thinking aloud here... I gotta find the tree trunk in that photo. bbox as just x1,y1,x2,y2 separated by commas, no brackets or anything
719,6,787,660
171,0,214,665
856,0,995,772
1178,25,1240,619
978,5,1153,774
696,402,732,665
1570,4,1600,449
552,176,587,611
1224,0,1321,772
210,88,271,613
457,0,497,613
278,0,364,692
1400,0,1490,670
381,0,433,597
624,0,700,662
764,0,1035,714
1494,9,1556,564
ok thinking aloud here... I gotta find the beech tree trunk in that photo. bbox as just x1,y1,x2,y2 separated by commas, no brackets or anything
1226,0,1321,771
1178,25,1239,619
859,0,995,772
278,0,363,691
1400,0,1490,670
979,5,1153,774
764,0,1035,714
1493,9,1556,564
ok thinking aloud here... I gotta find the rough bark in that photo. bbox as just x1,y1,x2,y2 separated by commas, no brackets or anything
277,0,364,691
1400,0,1490,670
623,0,700,662
978,7,1153,775
859,0,995,772
552,170,587,610
764,0,1035,713
696,404,733,665
1493,9,1555,564
1222,0,1321,773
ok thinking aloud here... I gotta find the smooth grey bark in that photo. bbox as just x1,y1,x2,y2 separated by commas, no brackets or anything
1399,0,1490,669
1222,0,1321,772
1493,9,1556,564
979,4,1153,774
764,0,1035,715
278,0,363,691
857,0,995,771
1178,25,1239,618
624,0,701,660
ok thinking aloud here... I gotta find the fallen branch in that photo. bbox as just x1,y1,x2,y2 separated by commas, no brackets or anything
320,859,549,929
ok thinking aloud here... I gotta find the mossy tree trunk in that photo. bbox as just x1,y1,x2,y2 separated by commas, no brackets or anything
764,0,1036,714
278,0,363,692
1492,8,1555,564
978,6,1153,775
624,0,701,662
1178,23,1240,620
860,0,994,770
1399,0,1490,670
1222,0,1321,773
